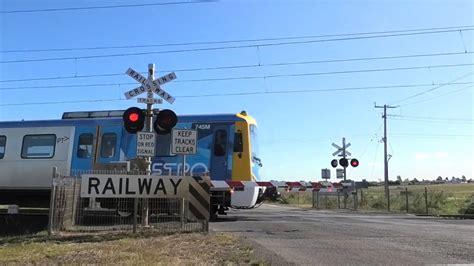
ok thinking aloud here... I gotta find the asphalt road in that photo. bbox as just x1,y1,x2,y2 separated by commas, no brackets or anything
210,204,474,265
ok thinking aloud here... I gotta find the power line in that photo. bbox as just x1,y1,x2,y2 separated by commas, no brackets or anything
0,0,216,14
2,80,473,94
401,84,474,107
394,72,474,104
1,51,471,83
390,118,474,124
2,25,473,53
388,115,474,122
391,133,473,137
4,82,473,106
1,29,473,64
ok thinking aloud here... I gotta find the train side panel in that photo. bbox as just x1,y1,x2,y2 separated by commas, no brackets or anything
0,126,74,205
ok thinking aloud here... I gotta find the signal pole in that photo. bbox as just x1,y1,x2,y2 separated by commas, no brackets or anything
146,64,155,175
374,103,398,212
142,64,156,226
342,137,347,181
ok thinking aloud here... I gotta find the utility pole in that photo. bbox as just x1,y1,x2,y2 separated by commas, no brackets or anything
374,103,398,212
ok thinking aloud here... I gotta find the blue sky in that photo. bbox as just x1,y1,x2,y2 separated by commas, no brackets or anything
1,0,473,182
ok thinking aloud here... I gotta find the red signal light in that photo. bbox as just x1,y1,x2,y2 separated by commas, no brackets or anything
129,113,139,122
350,158,359,167
123,107,145,134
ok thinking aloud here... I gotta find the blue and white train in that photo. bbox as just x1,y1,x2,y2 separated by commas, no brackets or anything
0,110,266,216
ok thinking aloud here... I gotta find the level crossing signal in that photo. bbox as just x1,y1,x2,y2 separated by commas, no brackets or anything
123,107,145,134
331,158,360,168
153,109,177,135
350,158,359,167
123,107,177,134
339,158,349,167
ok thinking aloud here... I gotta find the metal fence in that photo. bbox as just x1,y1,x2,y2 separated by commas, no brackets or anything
307,185,474,215
312,191,359,210
48,167,208,235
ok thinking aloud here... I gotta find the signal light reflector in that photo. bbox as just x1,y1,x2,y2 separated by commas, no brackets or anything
350,158,359,167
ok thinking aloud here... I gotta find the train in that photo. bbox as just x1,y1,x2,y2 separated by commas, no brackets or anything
0,109,267,218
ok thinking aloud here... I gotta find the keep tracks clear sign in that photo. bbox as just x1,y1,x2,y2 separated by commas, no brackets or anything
171,129,197,155
80,175,187,198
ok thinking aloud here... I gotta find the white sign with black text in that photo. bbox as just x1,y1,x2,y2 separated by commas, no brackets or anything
171,129,197,155
137,132,156,157
124,67,177,103
80,174,187,198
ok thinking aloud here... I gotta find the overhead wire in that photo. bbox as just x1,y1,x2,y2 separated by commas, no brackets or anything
401,84,474,107
388,114,474,122
1,63,473,89
6,82,474,106
393,72,474,105
1,51,472,83
1,29,473,64
1,25,473,53
0,0,216,14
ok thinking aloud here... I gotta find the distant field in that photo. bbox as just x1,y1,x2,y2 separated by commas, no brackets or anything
276,183,474,215
369,183,474,194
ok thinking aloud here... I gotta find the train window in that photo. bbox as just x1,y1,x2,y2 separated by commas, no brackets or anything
77,133,93,158
0,136,5,159
233,132,243,153
21,134,56,159
214,130,227,156
100,133,117,158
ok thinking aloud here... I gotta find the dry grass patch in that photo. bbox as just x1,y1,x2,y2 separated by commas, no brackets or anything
0,232,262,264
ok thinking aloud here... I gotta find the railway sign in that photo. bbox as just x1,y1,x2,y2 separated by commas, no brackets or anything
336,169,344,179
137,98,163,105
321,169,330,179
171,129,197,155
124,68,176,104
137,132,156,157
80,174,187,198
332,142,351,157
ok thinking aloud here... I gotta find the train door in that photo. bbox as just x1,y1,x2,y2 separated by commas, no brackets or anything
71,125,123,171
95,126,122,165
71,127,97,172
210,126,229,181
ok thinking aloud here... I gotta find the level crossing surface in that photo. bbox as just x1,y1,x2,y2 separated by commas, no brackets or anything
210,204,474,265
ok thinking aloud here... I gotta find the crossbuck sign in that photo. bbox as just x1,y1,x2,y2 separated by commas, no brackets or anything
124,68,177,104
